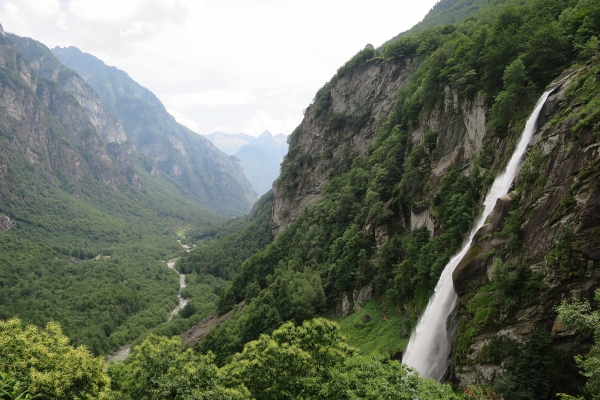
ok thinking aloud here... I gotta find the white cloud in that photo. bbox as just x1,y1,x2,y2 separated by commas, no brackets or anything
167,108,199,131
163,89,258,109
120,20,155,37
68,0,144,23
242,111,301,137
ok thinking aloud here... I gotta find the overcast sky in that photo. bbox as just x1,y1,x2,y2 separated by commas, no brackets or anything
1,0,439,136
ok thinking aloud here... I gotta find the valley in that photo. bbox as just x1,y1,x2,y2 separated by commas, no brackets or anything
1,0,600,398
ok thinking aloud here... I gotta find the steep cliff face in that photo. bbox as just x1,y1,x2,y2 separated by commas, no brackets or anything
450,62,600,392
0,31,101,187
271,57,419,235
266,19,599,393
53,46,256,215
7,34,128,146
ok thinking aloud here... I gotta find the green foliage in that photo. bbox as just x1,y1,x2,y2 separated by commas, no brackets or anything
100,318,469,399
557,289,600,399
108,334,248,399
381,0,488,47
559,60,600,138
490,58,538,133
546,227,589,273
494,330,557,399
335,300,410,356
178,191,274,280
218,318,457,400
336,44,377,79
455,259,543,364
0,371,33,400
0,318,109,399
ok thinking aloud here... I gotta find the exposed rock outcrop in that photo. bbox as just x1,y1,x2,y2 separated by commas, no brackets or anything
271,57,420,235
181,302,245,345
450,64,600,392
0,214,14,232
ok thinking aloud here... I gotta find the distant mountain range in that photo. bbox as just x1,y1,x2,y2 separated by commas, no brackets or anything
204,131,288,196
48,45,256,215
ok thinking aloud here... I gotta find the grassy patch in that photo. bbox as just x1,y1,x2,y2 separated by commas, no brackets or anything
335,300,410,357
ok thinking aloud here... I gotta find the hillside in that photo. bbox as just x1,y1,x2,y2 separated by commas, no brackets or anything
2,0,600,397
181,0,600,397
51,46,256,216
0,24,234,355
381,0,489,47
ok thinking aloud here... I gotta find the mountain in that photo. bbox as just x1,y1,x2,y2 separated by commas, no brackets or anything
177,0,600,397
203,132,257,155
51,46,256,215
380,0,488,48
204,130,289,196
3,0,600,396
0,23,238,355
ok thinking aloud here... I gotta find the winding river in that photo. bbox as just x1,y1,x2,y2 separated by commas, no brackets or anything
106,240,193,363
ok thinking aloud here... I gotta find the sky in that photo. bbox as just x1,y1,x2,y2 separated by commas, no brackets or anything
0,0,439,137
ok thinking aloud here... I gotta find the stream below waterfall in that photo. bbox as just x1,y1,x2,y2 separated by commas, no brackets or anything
402,87,557,381
105,240,193,363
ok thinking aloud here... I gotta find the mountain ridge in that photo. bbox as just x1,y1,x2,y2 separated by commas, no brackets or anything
51,45,256,215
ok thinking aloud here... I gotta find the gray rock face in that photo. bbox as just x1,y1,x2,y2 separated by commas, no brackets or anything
0,214,14,232
449,68,600,392
0,34,91,183
7,34,127,145
271,57,420,235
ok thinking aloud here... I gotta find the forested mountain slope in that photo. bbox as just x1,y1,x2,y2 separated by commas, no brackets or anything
180,0,600,397
52,46,256,216
2,0,600,397
0,24,228,355
381,0,489,47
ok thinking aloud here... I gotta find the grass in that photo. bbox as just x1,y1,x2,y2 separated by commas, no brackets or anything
335,300,410,357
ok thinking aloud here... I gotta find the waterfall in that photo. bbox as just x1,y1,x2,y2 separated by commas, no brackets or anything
402,88,555,381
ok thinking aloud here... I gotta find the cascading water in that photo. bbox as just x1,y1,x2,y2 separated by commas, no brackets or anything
402,87,556,381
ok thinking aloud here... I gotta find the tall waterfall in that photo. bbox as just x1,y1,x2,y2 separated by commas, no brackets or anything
402,88,555,381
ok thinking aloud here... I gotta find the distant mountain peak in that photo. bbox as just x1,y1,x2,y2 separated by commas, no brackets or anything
259,130,273,138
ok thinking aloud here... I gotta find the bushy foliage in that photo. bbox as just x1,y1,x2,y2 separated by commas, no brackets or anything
0,319,109,399
109,318,462,400
557,289,600,399
493,330,557,399
108,334,248,399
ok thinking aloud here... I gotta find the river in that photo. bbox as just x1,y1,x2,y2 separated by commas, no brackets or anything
105,240,193,363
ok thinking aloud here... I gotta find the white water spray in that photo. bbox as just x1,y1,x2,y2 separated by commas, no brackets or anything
402,88,555,381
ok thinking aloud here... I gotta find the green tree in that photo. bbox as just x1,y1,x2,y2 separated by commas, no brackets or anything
556,289,600,399
319,354,460,400
489,58,537,132
221,318,354,399
0,318,109,400
108,334,249,400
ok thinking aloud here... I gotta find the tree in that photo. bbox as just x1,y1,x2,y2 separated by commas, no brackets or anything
556,289,600,399
489,58,537,132
0,318,109,400
221,318,460,399
108,334,249,400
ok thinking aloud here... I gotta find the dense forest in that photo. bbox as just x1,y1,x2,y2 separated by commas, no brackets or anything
1,0,600,398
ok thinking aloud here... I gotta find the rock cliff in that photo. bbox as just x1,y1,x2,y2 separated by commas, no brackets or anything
450,63,600,392
0,30,117,188
267,26,600,393
271,57,420,235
